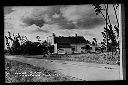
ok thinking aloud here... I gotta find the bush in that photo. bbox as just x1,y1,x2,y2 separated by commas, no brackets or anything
5,40,54,55
53,53,120,65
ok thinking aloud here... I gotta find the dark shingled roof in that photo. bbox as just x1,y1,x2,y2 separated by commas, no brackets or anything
54,36,88,44
57,43,72,48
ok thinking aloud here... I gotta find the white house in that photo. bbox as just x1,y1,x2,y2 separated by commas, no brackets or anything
47,33,95,54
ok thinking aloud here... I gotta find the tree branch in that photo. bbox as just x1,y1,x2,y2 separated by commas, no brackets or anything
107,12,112,25
113,4,119,27
100,11,106,21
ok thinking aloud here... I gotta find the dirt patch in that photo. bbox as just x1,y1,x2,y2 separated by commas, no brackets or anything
5,58,82,83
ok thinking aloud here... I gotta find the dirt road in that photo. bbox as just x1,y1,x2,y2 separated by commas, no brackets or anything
5,55,120,81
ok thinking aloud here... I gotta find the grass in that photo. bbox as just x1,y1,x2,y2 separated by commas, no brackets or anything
16,52,120,65
49,52,120,65
5,58,81,83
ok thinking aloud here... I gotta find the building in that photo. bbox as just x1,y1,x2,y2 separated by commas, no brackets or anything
47,33,95,54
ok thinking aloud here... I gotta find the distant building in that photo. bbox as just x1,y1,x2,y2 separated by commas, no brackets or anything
47,33,95,54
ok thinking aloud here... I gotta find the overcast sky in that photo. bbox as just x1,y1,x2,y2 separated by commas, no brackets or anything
4,4,120,43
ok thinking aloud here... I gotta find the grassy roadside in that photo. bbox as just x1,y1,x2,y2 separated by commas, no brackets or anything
49,52,120,65
5,58,82,83
18,52,120,65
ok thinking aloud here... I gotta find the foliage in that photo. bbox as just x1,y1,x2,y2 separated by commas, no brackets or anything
4,32,54,55
93,4,119,52
92,38,97,46
49,53,119,65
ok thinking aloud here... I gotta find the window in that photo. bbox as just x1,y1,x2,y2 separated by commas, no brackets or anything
72,46,75,51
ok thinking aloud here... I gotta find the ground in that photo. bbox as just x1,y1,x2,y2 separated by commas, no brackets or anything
5,58,81,83
5,55,120,81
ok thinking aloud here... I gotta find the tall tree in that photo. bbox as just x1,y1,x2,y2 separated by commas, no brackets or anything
93,4,119,52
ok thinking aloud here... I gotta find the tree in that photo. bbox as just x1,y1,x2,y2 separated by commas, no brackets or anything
36,36,41,41
93,38,97,46
5,32,21,54
11,37,21,54
4,32,54,55
93,4,119,52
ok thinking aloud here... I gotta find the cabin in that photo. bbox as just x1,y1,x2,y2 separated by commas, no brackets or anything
47,33,96,54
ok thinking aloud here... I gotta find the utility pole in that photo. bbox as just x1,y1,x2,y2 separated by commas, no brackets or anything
106,4,108,52
75,33,77,53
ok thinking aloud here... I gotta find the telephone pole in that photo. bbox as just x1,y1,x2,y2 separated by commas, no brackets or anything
106,4,108,52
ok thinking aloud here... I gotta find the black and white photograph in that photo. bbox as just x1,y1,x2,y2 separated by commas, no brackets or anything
4,4,124,83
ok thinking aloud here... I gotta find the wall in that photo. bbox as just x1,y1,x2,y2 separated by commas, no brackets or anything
54,44,58,53
91,46,95,52
90,45,96,52
71,44,86,53
58,48,72,54
47,35,57,53
65,48,72,54
47,36,54,45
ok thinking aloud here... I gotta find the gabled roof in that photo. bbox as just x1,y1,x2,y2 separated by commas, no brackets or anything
57,43,72,48
54,36,88,44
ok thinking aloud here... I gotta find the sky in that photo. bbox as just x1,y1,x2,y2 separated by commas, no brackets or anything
4,4,119,43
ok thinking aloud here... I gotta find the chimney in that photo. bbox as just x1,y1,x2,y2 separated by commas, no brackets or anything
52,33,55,37
75,33,77,37
47,37,48,42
